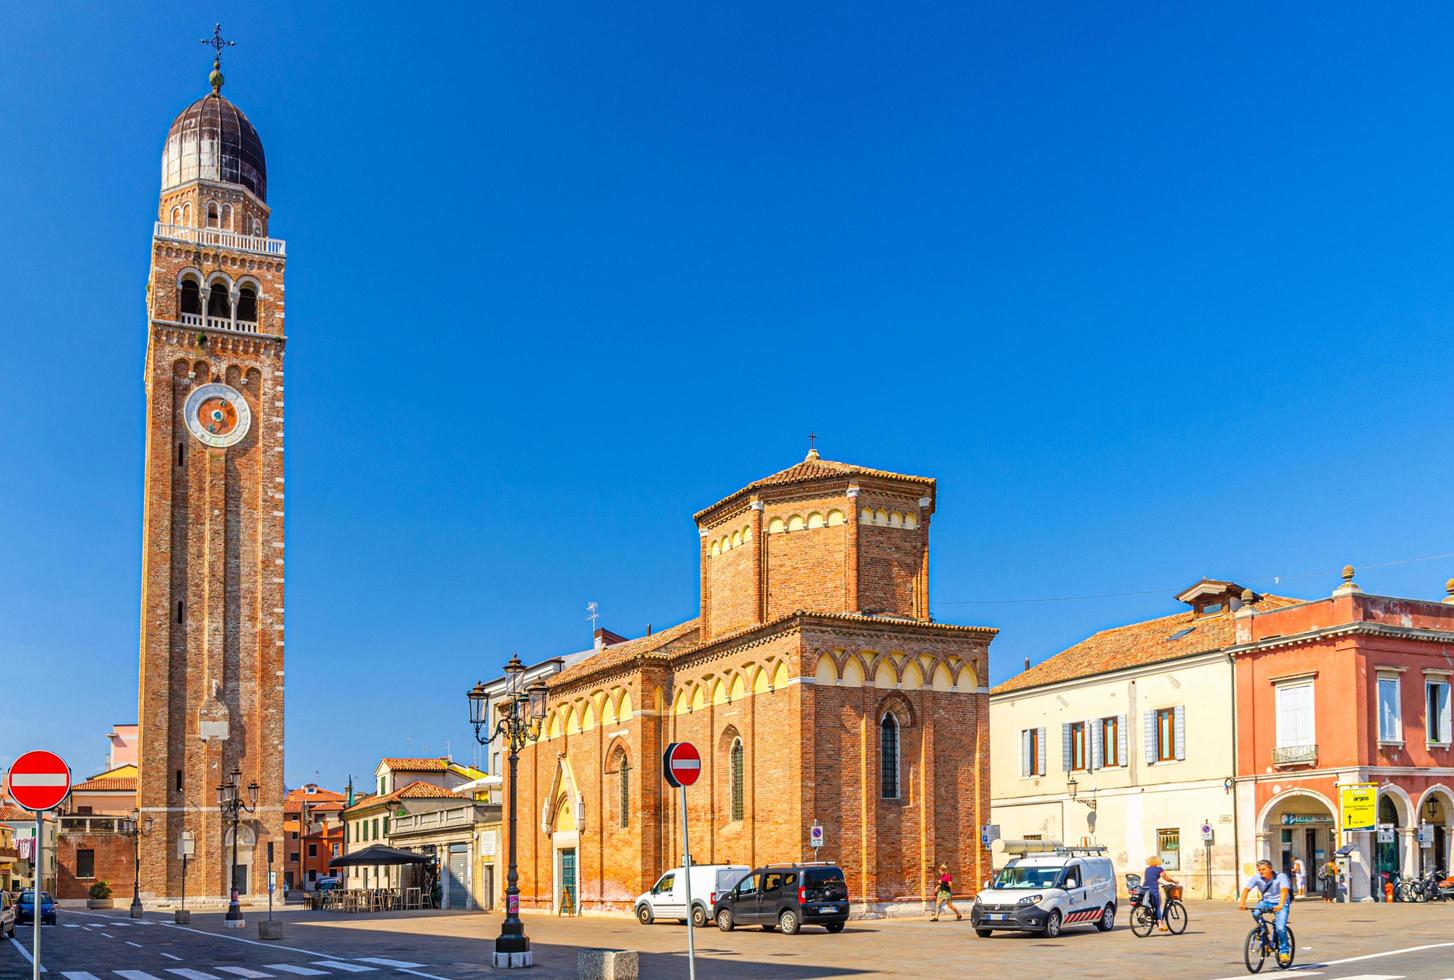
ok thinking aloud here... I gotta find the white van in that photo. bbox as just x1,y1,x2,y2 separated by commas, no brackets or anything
971,846,1116,938
636,864,751,928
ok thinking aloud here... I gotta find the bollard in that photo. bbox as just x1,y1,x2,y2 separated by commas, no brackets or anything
173,910,192,924
257,920,284,941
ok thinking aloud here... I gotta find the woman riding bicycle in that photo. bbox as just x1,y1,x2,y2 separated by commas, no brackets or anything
1141,856,1180,931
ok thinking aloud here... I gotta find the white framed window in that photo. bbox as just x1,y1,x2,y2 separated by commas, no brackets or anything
1427,680,1451,745
1378,675,1402,743
1275,682,1315,748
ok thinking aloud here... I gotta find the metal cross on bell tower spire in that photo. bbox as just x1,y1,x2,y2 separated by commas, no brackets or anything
201,23,236,65
200,23,236,93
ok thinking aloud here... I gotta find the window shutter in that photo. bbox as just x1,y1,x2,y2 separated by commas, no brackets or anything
1062,723,1073,771
1090,719,1102,772
1021,730,1031,778
1174,705,1187,761
1036,727,1047,775
1144,710,1157,766
1441,685,1452,744
1117,715,1128,767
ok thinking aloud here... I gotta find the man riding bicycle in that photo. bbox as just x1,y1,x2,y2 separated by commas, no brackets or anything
1239,859,1292,964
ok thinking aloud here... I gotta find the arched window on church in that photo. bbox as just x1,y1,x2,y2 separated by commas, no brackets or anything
608,747,630,829
880,713,900,799
179,279,201,320
206,282,231,324
221,203,233,230
730,738,745,822
207,202,220,228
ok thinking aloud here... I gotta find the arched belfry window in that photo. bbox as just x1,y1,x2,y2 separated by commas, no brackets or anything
206,282,231,322
221,204,233,230
880,713,900,799
207,202,220,228
179,279,201,318
730,738,745,822
237,285,258,326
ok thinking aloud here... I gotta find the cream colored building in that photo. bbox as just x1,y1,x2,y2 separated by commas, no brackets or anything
991,580,1297,900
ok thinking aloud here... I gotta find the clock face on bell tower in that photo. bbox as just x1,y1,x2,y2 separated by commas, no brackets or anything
183,381,252,447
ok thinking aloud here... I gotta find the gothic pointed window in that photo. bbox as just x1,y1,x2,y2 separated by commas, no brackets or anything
730,738,745,821
880,713,900,799
619,755,630,829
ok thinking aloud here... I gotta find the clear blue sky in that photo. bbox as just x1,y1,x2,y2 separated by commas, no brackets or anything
1,3,1451,788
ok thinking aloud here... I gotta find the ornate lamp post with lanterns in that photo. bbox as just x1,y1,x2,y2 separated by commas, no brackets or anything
468,655,548,969
122,810,154,918
217,766,258,926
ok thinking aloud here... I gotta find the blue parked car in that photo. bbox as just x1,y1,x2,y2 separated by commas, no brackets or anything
17,891,56,925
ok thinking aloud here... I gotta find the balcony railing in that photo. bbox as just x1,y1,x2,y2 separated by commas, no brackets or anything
1273,743,1318,767
154,222,286,257
59,815,126,835
178,312,258,333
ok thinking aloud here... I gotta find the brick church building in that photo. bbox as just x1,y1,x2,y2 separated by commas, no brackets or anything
503,451,995,915
131,43,287,902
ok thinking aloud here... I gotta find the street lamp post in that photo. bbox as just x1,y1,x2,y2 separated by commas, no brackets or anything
123,811,154,918
216,766,259,926
468,655,548,969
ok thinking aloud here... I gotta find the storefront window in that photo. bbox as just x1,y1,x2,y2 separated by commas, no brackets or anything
1157,828,1181,871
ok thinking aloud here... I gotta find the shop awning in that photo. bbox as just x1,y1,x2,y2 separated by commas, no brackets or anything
328,845,431,868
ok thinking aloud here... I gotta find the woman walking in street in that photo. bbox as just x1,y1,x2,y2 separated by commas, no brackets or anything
930,864,962,921
1293,857,1306,899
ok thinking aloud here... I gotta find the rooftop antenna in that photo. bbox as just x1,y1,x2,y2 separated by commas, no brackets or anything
444,738,452,760
587,601,600,633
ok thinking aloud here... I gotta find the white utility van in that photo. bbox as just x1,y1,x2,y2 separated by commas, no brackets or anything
636,864,751,928
971,843,1116,938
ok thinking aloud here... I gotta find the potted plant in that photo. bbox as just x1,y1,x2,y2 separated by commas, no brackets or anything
87,881,114,909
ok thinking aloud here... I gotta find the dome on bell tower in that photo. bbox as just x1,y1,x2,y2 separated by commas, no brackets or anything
160,66,267,202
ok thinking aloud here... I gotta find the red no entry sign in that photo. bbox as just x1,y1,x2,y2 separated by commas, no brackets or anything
663,742,701,788
5,750,72,812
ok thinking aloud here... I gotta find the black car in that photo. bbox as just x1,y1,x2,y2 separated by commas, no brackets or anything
712,863,849,934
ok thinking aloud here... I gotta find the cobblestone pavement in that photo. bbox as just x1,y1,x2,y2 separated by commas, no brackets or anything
4,899,1454,979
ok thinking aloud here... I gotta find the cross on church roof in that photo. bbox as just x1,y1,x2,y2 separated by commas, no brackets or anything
200,23,237,66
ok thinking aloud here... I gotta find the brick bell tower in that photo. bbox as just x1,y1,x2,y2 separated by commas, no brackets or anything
136,39,285,903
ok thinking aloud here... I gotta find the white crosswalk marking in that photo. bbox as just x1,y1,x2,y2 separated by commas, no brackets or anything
160,954,183,962
117,972,164,980
356,960,423,969
310,964,375,974
265,966,327,976
217,969,273,978
1332,976,1405,979
62,924,80,929
166,970,220,980
61,972,100,980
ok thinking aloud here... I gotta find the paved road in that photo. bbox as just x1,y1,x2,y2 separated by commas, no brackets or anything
4,900,1454,979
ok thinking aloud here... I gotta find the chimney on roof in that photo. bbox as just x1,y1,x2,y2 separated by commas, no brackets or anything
1024,657,1030,672
646,624,652,636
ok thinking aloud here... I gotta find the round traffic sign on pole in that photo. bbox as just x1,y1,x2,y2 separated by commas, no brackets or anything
5,750,72,812
662,742,701,788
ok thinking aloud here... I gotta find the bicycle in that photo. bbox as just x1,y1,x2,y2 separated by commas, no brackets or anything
1124,874,1188,937
1244,909,1296,973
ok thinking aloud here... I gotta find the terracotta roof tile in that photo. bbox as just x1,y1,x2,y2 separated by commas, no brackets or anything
694,453,935,521
548,619,702,688
992,593,1305,695
72,776,137,792
379,757,449,772
0,805,33,821
285,786,345,804
549,610,993,691
342,780,468,815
